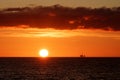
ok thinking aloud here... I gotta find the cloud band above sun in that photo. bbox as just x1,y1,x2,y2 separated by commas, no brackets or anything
0,27,120,39
0,5,120,31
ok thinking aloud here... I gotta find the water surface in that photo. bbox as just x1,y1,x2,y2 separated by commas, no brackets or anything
0,57,120,80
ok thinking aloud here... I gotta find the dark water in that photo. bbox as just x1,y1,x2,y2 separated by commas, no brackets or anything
0,57,120,80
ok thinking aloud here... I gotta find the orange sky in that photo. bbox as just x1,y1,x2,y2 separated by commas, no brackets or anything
0,27,120,57
0,1,120,57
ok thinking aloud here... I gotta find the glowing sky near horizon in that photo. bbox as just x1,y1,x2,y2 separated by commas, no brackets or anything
0,27,120,57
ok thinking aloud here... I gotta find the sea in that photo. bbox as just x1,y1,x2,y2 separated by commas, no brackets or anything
0,57,120,80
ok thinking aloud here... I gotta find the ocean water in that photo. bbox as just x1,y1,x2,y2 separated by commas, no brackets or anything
0,57,120,80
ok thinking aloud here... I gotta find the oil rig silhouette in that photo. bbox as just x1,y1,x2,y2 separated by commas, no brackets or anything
80,54,86,58
80,53,86,58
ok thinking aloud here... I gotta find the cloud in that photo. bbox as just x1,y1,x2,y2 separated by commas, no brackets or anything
0,27,120,39
0,5,120,31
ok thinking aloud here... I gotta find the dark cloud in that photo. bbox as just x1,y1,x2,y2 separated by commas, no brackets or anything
0,5,120,31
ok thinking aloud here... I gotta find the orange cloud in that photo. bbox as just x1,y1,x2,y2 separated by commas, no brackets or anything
0,5,120,31
0,26,120,39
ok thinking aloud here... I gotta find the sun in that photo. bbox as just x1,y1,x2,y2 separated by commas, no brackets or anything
39,49,49,57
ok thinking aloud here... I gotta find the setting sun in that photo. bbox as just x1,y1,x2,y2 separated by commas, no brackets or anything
39,49,49,57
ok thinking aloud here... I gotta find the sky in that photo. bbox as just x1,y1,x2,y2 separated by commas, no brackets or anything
0,0,120,8
0,0,120,57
